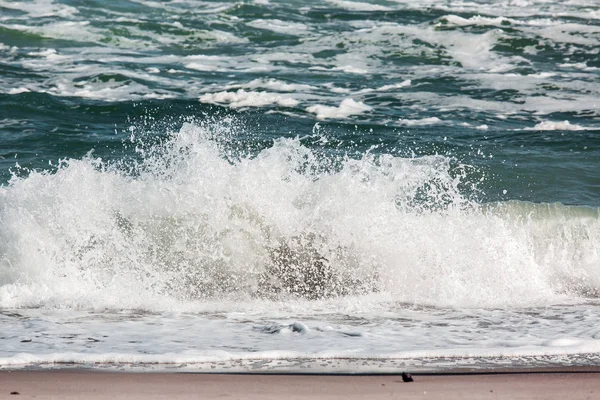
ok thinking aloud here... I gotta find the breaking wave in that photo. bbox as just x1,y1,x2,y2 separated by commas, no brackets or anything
0,120,598,310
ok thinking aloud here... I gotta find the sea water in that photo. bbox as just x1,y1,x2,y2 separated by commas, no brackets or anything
0,0,599,372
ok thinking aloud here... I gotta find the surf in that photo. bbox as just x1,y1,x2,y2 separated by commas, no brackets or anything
0,120,597,312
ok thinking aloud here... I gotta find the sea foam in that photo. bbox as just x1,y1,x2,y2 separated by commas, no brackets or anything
0,120,599,311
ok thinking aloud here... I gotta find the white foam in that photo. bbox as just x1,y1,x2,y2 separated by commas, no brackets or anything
389,0,600,20
12,22,147,50
328,87,352,94
523,95,600,115
2,303,600,372
331,65,369,74
327,0,392,11
37,73,174,102
3,21,110,45
306,98,371,120
206,30,249,44
377,80,412,91
536,23,600,46
129,0,164,8
181,52,280,75
251,51,316,66
346,22,514,73
358,80,412,94
246,19,310,35
27,48,57,57
7,88,30,95
185,62,220,72
559,62,599,71
199,89,299,108
526,120,589,131
398,117,443,126
0,0,78,18
391,90,599,117
127,0,235,15
441,15,513,27
227,79,315,93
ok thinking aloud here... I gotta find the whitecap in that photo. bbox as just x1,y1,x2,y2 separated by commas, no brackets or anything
306,98,371,120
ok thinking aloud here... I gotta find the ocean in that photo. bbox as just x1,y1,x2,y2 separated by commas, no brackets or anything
0,0,599,373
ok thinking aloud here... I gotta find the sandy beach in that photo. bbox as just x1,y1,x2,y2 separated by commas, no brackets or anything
1,369,599,399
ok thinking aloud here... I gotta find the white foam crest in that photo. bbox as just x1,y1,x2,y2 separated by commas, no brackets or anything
246,19,311,35
441,15,513,27
306,98,371,120
536,23,600,46
201,30,249,44
0,0,78,18
1,20,222,51
389,0,600,20
0,21,132,47
43,78,173,102
441,29,507,71
559,62,599,71
3,47,187,101
397,117,443,126
357,80,411,94
199,89,299,108
376,80,412,91
347,22,514,73
327,0,392,12
393,91,600,116
226,79,315,93
0,121,599,311
7,88,30,95
525,120,590,131
183,54,232,72
523,94,600,115
129,0,235,15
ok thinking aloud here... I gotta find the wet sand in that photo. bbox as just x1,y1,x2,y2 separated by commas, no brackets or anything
1,369,599,399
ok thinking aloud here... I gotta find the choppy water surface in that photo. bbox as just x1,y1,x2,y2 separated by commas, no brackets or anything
0,0,599,372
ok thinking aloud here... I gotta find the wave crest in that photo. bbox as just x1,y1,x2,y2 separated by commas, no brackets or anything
0,120,598,310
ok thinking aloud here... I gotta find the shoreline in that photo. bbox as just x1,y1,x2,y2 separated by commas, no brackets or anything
2,368,600,399
3,364,600,375
3,353,600,375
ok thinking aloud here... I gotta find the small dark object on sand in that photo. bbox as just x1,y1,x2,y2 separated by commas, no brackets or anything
402,372,414,382
10,391,19,395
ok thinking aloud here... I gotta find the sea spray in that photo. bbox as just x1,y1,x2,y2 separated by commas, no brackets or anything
0,120,599,311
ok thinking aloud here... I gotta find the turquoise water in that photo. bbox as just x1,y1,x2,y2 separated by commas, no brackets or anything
1,0,600,372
